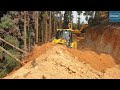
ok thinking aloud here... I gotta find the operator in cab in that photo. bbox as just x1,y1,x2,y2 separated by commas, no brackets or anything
61,30,71,47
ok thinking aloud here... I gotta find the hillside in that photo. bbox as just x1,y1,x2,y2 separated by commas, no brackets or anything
4,42,120,79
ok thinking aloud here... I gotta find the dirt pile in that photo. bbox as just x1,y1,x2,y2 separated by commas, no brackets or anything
22,42,57,64
4,43,120,79
84,24,120,62
67,48,119,71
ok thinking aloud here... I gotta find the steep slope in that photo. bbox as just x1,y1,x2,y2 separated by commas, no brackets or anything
4,44,120,79
84,24,120,62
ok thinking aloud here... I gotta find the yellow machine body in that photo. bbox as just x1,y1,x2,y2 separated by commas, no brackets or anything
72,24,88,34
52,23,77,48
52,38,77,48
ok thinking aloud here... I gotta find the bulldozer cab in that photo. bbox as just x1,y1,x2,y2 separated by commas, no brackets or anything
56,29,73,43
55,22,73,44
52,22,77,49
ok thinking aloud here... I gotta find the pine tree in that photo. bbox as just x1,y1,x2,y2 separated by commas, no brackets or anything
77,11,82,29
63,11,72,29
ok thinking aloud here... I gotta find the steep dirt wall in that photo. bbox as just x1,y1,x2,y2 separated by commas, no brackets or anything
84,24,120,62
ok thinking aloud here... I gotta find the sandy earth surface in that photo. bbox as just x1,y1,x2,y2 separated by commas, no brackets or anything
4,43,120,79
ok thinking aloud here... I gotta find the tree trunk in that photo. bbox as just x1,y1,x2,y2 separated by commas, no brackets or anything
55,18,57,37
77,18,80,29
42,12,46,43
49,11,52,41
0,46,23,65
35,11,39,43
1,41,4,62
28,15,31,52
60,11,62,29
0,37,27,54
53,18,56,37
41,21,44,43
45,17,48,43
24,11,27,51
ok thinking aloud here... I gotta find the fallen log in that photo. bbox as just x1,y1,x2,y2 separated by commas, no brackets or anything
0,46,25,65
0,37,27,54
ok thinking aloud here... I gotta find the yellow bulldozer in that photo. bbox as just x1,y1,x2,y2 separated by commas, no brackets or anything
72,24,88,36
52,23,77,49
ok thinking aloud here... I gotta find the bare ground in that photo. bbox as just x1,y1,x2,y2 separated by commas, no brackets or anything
4,43,120,79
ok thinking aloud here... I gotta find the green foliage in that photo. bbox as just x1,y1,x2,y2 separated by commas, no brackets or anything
0,50,2,58
43,11,48,18
0,14,14,30
68,11,73,22
0,69,9,78
83,11,93,16
5,50,18,65
72,23,77,29
63,11,73,28
88,11,108,26
5,50,20,67
8,11,19,16
85,16,89,21
88,11,102,26
77,11,83,29
88,18,94,26
81,21,85,25
4,35,19,48
77,11,83,16
77,19,80,29
0,49,21,78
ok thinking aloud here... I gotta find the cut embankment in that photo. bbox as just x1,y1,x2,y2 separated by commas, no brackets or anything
84,24,120,63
